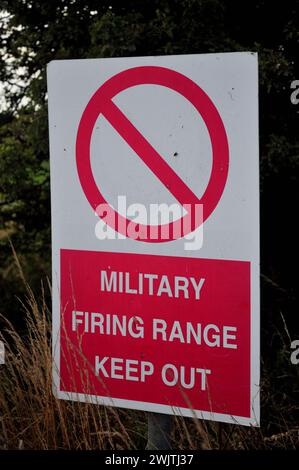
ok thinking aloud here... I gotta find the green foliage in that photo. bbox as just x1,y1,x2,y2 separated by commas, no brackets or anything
0,3,297,279
0,0,298,309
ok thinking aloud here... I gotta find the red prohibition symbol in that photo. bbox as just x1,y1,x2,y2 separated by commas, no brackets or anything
76,66,229,242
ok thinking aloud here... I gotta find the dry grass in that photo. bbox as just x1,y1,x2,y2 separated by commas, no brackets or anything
0,250,298,450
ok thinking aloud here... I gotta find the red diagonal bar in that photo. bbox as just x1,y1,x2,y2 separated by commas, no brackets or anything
102,99,200,207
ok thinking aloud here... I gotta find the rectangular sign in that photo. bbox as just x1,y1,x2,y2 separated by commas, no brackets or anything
48,52,260,426
61,250,250,418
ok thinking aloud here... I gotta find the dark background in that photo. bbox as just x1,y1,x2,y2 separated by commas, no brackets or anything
0,0,298,444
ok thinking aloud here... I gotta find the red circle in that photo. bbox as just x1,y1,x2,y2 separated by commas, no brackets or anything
76,66,229,242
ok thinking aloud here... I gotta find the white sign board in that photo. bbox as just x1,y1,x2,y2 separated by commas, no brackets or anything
48,52,260,426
